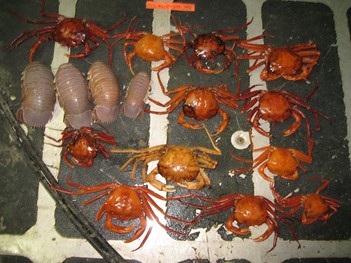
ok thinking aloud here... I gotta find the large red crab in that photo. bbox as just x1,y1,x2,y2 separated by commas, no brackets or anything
237,34,320,81
182,193,300,251
231,139,314,182
183,20,252,74
237,81,331,138
47,126,118,168
118,15,188,75
271,178,340,224
145,73,239,135
111,127,221,192
51,175,193,251
8,0,125,65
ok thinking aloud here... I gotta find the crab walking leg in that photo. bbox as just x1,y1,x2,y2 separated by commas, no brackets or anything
146,166,176,192
42,0,77,178
177,168,211,190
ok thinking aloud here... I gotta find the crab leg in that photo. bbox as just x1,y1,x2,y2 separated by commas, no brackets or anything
140,154,164,181
257,161,274,182
141,192,195,224
104,213,136,234
140,195,186,237
146,89,187,113
51,175,118,194
151,51,177,72
225,213,250,236
212,107,230,135
230,147,268,173
212,87,239,109
146,167,176,192
283,110,303,137
177,111,203,130
9,8,60,24
289,139,314,164
177,169,211,190
9,27,54,48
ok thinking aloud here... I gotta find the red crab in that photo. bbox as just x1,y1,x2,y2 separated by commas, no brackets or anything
271,178,340,224
183,20,252,74
145,73,239,135
237,34,320,81
231,139,314,182
8,0,125,65
51,175,193,251
237,81,331,138
182,193,300,251
118,15,188,75
47,126,118,168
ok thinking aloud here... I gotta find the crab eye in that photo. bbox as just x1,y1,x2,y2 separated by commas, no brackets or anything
217,39,223,46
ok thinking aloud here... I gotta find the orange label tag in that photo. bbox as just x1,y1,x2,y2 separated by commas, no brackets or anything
146,1,195,12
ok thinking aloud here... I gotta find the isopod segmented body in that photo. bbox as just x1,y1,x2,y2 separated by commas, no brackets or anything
122,71,150,118
16,61,56,127
55,63,92,129
87,62,121,123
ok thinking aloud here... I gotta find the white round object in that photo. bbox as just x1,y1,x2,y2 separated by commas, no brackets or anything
231,130,251,149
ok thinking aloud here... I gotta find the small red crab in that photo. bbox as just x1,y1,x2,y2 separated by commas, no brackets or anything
51,175,192,251
182,193,300,251
183,20,252,74
47,126,118,168
271,179,340,224
111,127,221,192
237,81,331,138
238,34,320,81
117,15,188,75
8,0,125,65
145,73,239,135
231,139,314,182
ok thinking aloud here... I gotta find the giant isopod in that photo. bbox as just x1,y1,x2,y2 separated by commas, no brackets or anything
55,63,92,129
16,61,56,127
87,62,121,123
122,72,150,118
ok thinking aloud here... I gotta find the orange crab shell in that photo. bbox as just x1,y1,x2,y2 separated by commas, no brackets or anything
99,186,143,221
183,88,219,121
270,179,340,225
263,47,303,78
158,146,200,183
258,92,291,123
184,192,301,251
232,195,267,227
65,131,98,166
266,148,300,180
146,76,239,136
237,35,320,81
193,33,226,59
231,139,314,182
301,194,331,224
134,34,166,62
53,18,87,47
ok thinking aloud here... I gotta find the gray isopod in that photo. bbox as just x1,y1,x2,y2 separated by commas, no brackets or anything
55,63,92,129
16,61,56,127
122,72,150,118
87,61,121,123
